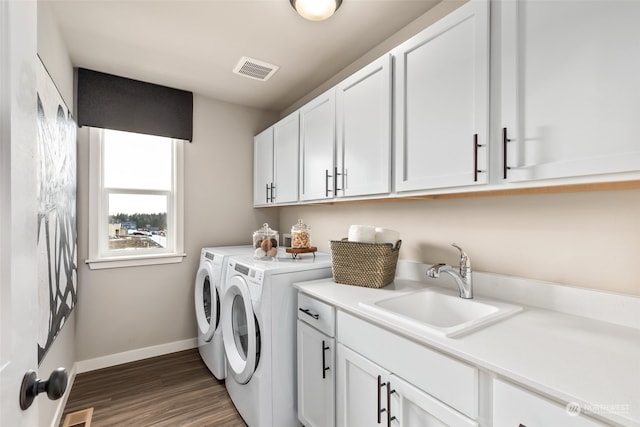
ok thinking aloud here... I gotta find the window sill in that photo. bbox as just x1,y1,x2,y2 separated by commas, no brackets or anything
86,253,187,270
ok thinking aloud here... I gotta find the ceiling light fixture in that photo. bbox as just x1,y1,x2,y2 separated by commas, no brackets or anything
290,0,343,21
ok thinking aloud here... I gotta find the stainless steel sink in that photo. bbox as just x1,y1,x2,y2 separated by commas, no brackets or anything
359,288,522,338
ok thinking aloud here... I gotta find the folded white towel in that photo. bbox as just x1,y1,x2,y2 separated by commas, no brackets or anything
374,227,400,245
348,225,376,243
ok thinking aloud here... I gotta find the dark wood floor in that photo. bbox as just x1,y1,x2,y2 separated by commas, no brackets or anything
60,349,247,427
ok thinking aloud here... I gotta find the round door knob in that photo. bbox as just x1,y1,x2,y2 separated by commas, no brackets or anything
19,367,68,410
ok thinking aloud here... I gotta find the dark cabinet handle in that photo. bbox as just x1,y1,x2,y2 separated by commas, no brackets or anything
325,169,333,197
377,375,384,423
473,133,484,182
503,127,512,179
386,382,396,426
298,307,319,320
269,183,275,202
321,340,330,379
265,183,270,203
334,167,343,194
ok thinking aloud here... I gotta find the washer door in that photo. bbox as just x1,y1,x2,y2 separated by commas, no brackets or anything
222,275,260,384
194,261,219,342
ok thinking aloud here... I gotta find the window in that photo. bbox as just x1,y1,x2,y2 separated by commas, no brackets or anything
87,128,184,269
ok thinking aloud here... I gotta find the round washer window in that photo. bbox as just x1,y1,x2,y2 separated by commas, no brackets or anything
232,294,249,360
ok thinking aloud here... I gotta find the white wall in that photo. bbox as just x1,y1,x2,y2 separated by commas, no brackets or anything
36,2,77,425
280,189,640,297
74,96,278,362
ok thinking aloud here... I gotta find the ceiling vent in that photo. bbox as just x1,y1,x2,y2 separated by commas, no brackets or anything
233,56,279,82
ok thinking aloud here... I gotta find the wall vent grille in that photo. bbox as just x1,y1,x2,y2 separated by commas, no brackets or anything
233,56,279,81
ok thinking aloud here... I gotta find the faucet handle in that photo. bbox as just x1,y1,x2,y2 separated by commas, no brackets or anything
451,243,470,269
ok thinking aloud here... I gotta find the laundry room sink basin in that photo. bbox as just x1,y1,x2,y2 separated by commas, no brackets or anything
359,288,522,338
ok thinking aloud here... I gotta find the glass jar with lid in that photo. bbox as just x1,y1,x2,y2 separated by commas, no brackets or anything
253,223,279,258
291,219,311,249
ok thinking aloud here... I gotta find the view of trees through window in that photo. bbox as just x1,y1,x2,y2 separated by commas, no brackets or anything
108,212,167,250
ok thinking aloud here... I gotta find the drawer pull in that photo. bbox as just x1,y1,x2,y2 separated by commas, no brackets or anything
298,307,319,320
321,340,330,379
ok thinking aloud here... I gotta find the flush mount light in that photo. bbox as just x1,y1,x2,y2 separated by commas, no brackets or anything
290,0,343,21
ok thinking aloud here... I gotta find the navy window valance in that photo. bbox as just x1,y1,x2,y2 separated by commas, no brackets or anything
77,68,193,141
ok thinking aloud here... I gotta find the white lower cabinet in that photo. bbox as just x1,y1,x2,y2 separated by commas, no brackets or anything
297,294,336,427
335,311,478,426
297,321,334,427
297,293,623,427
337,344,478,427
493,379,607,427
389,373,479,427
336,344,388,427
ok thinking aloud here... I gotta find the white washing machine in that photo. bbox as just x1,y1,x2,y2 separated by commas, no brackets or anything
221,253,332,427
195,246,254,379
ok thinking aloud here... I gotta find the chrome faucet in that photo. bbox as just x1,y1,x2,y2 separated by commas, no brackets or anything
426,243,473,299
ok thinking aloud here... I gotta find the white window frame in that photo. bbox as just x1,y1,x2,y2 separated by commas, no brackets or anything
86,127,185,269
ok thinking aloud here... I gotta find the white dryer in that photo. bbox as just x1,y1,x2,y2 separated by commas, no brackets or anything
222,253,332,427
195,246,254,379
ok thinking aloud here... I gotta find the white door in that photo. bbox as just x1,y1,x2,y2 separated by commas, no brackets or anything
336,54,392,198
0,1,40,424
297,320,334,427
272,111,299,205
394,0,489,192
336,344,390,427
501,0,640,182
299,89,336,201
221,275,259,384
253,127,274,206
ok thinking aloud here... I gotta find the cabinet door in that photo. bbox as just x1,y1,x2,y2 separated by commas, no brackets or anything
297,321,334,427
389,374,478,427
272,112,299,205
501,0,640,182
493,379,607,427
336,344,390,427
299,89,336,201
253,127,274,206
394,0,489,192
336,54,392,197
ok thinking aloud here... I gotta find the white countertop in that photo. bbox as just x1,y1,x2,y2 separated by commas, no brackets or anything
294,276,640,427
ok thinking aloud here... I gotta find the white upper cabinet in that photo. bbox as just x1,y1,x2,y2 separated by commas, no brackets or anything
253,127,274,206
394,0,490,193
272,112,299,204
299,89,336,201
253,112,299,206
501,0,640,183
336,54,392,197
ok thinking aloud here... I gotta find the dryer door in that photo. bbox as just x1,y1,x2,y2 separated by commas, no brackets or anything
195,262,219,342
222,274,260,384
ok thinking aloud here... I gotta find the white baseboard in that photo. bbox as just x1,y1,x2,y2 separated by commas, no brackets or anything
75,338,198,374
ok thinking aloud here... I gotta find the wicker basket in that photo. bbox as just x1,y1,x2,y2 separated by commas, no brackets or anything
329,239,401,288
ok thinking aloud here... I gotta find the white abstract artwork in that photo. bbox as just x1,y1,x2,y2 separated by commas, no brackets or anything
36,57,77,364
